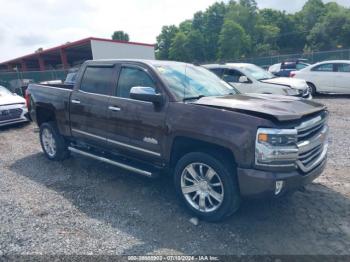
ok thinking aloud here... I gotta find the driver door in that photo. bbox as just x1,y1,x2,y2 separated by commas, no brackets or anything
222,69,254,93
105,63,167,161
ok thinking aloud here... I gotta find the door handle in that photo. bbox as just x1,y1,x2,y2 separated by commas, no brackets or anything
108,106,121,111
71,99,81,104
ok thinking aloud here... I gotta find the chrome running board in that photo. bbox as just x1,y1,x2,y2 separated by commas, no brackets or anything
68,147,153,177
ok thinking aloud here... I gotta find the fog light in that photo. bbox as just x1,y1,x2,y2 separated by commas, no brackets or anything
275,180,284,195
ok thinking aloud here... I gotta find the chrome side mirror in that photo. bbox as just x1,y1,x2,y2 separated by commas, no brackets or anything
130,86,163,104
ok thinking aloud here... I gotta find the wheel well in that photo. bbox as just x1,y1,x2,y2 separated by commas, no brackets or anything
170,137,236,169
36,107,56,126
306,82,316,88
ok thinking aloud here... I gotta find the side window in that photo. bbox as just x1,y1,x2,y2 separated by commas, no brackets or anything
80,67,115,95
222,69,243,83
336,63,350,73
296,63,308,70
209,68,224,78
117,67,156,98
311,64,334,72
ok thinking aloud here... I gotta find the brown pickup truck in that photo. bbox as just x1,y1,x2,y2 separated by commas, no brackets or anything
27,60,329,221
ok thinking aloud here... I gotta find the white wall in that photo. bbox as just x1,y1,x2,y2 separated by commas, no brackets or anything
91,40,155,60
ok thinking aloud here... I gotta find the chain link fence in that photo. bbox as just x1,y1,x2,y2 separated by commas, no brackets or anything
242,49,350,67
0,69,69,92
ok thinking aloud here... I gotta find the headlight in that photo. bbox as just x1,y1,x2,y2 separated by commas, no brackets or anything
285,88,298,96
255,128,298,167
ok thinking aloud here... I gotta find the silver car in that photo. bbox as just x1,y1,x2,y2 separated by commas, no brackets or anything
0,85,29,127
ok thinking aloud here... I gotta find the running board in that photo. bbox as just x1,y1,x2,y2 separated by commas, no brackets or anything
68,147,153,177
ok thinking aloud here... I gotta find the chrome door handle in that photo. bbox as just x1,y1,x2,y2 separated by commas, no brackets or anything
71,99,81,104
108,106,121,111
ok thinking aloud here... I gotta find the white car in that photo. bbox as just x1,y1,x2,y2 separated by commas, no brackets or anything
291,60,350,95
0,85,29,127
204,63,311,99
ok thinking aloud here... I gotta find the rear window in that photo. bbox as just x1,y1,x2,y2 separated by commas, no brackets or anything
80,67,115,95
296,63,309,70
336,63,350,73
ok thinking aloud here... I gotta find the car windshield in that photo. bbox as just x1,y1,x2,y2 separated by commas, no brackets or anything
239,64,275,80
153,63,237,101
0,86,13,96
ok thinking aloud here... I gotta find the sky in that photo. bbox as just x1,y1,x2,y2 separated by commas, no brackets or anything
0,0,349,62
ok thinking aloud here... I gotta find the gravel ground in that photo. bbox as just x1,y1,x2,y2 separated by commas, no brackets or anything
0,95,349,256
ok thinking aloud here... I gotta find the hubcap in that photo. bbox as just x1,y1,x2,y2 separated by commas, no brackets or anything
181,163,224,213
42,128,56,157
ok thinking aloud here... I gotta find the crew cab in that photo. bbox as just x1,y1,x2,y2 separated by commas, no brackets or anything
27,60,329,221
204,63,311,99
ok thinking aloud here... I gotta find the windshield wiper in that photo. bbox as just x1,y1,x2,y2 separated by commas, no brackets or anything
183,95,206,101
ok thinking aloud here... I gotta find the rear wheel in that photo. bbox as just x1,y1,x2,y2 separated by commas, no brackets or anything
40,122,70,161
307,83,317,96
174,152,240,222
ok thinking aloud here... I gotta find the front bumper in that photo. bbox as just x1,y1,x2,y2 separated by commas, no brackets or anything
237,158,326,198
0,105,29,127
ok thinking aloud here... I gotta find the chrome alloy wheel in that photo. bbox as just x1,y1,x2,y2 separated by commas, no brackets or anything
42,128,57,157
181,163,224,213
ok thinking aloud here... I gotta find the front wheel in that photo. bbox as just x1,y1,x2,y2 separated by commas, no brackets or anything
39,122,70,161
174,152,240,222
307,83,317,96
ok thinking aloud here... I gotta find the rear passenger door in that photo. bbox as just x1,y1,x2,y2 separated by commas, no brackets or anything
70,65,116,147
334,63,350,94
106,63,167,161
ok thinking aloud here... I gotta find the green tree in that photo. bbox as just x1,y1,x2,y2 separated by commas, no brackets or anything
111,31,130,41
218,20,250,60
202,2,227,61
185,30,206,62
298,0,325,31
155,0,350,62
307,8,350,50
156,25,179,60
169,32,189,62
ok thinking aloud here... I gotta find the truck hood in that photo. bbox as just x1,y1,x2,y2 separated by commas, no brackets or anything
261,77,308,90
0,93,26,106
193,94,326,121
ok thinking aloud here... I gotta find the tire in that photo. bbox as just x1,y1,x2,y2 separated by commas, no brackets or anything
174,152,241,222
307,83,317,96
39,122,70,161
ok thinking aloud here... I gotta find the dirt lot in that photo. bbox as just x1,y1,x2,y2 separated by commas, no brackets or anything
0,95,349,256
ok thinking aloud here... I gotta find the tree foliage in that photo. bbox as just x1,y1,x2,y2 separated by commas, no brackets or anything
111,31,130,42
155,0,350,62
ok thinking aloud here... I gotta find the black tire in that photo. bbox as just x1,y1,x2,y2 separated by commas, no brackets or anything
307,83,317,96
39,122,70,161
174,152,240,222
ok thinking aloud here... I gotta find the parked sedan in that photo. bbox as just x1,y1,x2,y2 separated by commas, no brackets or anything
0,86,29,127
291,60,350,95
204,63,311,99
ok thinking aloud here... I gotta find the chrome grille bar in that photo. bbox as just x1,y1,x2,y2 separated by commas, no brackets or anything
296,113,328,173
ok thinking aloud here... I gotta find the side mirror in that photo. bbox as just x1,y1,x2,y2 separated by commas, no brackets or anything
130,86,163,104
238,76,251,83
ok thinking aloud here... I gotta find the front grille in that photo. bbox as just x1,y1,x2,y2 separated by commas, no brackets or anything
296,112,328,173
0,108,23,122
297,113,327,141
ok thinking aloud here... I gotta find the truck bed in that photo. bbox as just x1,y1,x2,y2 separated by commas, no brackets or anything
27,83,73,136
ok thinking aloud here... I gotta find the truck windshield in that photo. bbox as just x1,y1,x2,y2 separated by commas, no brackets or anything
239,64,275,80
154,63,237,101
